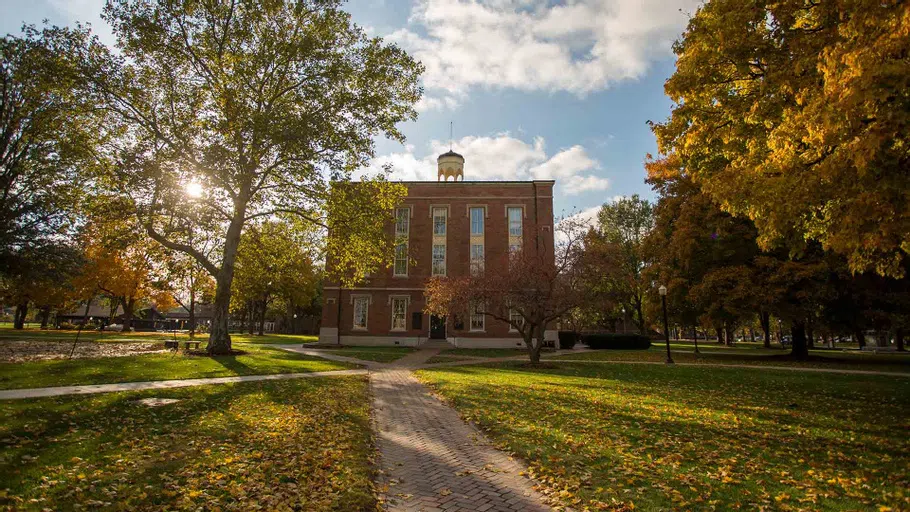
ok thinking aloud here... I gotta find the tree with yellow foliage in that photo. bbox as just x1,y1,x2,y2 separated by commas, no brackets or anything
653,0,910,277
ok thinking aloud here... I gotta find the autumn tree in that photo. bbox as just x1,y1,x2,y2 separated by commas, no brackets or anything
425,219,588,364
71,0,421,353
584,195,654,335
78,216,174,332
653,0,910,278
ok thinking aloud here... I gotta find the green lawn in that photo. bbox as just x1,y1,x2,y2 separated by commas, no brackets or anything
550,346,910,373
440,348,537,358
0,376,375,510
320,346,415,363
416,362,910,511
0,342,357,390
230,333,318,345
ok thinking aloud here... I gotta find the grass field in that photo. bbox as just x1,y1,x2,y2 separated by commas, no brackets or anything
0,326,317,345
549,345,910,373
0,376,375,510
416,362,910,511
0,342,356,390
320,346,415,363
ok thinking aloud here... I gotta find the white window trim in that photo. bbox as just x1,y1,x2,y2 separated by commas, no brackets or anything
393,241,409,277
470,302,485,332
389,295,410,332
470,243,484,276
509,308,524,333
432,244,447,276
395,207,411,237
352,296,370,331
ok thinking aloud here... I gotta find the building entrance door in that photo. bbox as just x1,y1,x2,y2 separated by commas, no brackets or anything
430,315,446,339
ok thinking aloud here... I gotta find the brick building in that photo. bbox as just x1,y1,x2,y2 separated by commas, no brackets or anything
319,150,557,348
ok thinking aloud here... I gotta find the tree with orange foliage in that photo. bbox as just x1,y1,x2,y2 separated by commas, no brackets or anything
653,0,910,278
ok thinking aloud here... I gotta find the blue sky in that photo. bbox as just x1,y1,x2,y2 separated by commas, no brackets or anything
1,0,699,221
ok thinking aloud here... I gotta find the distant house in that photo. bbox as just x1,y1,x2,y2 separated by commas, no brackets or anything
57,300,167,331
163,304,214,330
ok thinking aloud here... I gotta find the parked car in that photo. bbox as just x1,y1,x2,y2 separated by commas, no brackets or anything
103,324,125,332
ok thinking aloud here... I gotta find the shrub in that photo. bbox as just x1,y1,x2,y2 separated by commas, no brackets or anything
557,331,578,349
582,333,651,350
58,322,78,330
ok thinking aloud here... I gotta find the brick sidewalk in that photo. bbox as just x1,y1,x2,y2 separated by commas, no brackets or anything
373,348,551,512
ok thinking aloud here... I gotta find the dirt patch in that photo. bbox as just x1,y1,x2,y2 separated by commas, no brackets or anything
0,341,166,362
133,398,182,407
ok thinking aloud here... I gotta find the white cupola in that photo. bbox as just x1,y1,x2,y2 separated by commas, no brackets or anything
437,150,464,181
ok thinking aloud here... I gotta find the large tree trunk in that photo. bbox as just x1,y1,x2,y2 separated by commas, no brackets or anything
759,311,771,348
526,324,544,364
806,317,815,349
854,328,866,349
634,297,646,335
39,307,51,329
790,320,809,359
207,211,245,355
715,326,724,344
724,324,735,346
896,328,905,352
248,300,256,335
13,303,27,329
257,298,266,336
122,298,135,332
188,286,196,339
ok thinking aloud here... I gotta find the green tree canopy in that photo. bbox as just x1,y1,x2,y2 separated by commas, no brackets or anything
71,0,422,353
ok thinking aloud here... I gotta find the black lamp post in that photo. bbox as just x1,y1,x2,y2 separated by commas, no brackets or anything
659,285,674,365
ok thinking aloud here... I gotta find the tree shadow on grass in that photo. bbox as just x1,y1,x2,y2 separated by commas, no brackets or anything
0,376,373,510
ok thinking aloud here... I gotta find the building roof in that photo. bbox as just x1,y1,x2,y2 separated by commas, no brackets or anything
436,150,464,161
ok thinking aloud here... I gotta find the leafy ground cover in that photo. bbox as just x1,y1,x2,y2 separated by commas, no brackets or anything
319,346,415,363
0,343,356,390
549,346,910,373
0,376,375,510
416,362,910,511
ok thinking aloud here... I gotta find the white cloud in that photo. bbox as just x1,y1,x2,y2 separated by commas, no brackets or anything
390,0,699,109
366,134,609,196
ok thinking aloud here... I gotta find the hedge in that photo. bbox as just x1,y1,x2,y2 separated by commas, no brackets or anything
557,331,578,349
581,333,651,350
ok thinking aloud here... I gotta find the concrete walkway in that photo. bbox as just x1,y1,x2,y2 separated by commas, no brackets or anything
0,369,368,400
371,347,551,512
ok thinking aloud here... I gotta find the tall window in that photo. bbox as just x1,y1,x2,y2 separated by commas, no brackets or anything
395,208,410,236
391,297,407,330
470,207,484,235
470,244,484,275
470,302,484,331
432,244,446,275
433,207,447,235
353,297,369,330
509,308,525,331
394,243,408,276
507,207,523,236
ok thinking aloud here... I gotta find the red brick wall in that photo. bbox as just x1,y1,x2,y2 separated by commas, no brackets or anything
322,181,555,339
